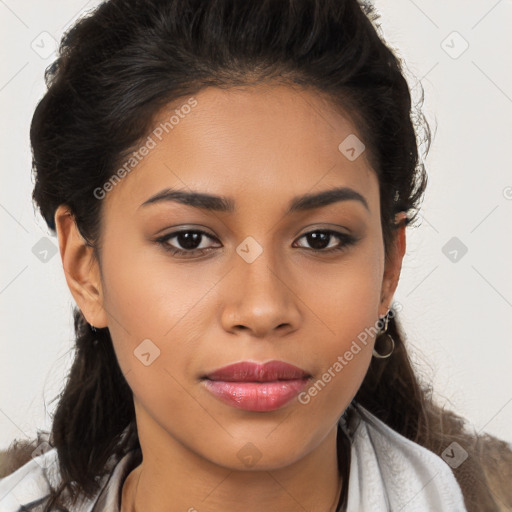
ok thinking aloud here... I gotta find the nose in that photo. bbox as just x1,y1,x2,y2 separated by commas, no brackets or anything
219,247,302,339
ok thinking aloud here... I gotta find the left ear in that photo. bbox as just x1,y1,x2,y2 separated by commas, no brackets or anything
379,212,407,316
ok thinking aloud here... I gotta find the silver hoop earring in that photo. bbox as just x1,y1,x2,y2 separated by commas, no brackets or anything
372,312,395,359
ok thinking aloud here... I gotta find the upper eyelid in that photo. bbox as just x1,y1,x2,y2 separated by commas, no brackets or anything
162,229,219,241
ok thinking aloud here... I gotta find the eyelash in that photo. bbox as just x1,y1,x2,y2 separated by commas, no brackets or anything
155,229,358,258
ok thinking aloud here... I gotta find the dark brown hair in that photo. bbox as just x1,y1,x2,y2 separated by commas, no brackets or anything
2,0,510,510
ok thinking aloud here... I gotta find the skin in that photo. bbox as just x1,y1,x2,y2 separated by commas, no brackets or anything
54,83,406,512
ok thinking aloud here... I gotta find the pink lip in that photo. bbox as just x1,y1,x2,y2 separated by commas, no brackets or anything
201,360,311,412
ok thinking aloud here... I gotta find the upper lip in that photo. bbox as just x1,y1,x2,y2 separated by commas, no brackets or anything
203,360,310,382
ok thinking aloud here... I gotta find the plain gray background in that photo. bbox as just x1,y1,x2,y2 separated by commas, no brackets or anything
1,0,511,450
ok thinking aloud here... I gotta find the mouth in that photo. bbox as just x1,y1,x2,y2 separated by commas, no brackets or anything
200,360,311,412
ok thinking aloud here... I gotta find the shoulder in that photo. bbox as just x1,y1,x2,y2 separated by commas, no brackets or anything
0,446,106,512
475,432,512,510
347,405,468,511
0,447,58,511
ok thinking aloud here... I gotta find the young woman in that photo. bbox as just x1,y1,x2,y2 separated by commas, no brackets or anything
0,0,510,510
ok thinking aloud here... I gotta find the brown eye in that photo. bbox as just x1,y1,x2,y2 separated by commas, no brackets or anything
156,230,221,257
293,230,357,253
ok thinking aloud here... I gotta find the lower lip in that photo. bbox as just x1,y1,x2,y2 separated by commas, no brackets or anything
202,378,310,412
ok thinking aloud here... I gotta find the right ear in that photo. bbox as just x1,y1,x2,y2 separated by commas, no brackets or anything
54,205,108,328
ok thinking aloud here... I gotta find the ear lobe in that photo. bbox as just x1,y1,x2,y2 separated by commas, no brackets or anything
54,205,108,328
380,213,407,314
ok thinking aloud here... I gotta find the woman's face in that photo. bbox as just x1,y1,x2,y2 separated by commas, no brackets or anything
58,83,404,471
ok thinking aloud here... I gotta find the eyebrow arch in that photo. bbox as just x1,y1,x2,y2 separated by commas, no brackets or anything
138,186,369,214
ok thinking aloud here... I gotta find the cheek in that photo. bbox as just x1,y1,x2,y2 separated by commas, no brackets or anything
302,234,384,335
294,287,380,425
295,238,384,405
100,248,210,428
100,238,217,353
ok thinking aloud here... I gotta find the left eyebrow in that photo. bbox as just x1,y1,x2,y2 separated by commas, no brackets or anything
138,186,369,213
287,187,369,213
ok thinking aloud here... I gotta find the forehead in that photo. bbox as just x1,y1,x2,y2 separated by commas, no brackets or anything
102,84,378,218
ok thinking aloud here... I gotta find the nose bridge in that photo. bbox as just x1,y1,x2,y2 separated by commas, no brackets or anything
236,240,278,295
235,235,285,301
